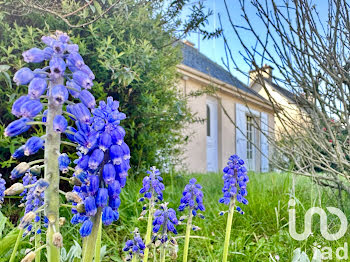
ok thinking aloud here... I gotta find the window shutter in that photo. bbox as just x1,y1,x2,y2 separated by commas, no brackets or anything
236,103,247,164
260,112,269,172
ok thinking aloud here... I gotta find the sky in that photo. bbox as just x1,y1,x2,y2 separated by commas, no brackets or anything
183,0,329,86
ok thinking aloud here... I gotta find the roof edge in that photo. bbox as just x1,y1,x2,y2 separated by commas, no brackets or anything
177,64,275,112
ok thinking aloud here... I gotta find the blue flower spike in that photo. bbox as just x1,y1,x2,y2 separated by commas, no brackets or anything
220,154,249,262
179,178,205,262
3,31,131,258
219,154,249,214
152,203,178,243
123,228,145,261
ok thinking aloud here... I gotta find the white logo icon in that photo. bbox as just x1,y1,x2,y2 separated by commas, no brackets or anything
288,199,348,241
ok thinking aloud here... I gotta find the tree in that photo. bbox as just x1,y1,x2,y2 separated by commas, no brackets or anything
219,0,350,198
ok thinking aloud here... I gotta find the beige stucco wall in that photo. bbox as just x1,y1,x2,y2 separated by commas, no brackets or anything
179,77,207,173
219,93,236,170
250,80,301,139
178,65,275,173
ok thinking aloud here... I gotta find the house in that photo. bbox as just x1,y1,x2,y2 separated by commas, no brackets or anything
177,42,276,173
249,65,302,138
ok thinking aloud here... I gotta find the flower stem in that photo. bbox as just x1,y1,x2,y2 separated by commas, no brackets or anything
160,245,166,262
94,213,103,262
182,209,193,262
9,228,23,262
60,176,70,183
143,195,154,262
64,130,76,135
63,111,77,120
222,198,235,262
44,77,63,262
82,208,102,262
27,121,47,126
60,203,75,208
28,159,45,166
131,255,137,262
34,244,48,253
35,220,41,262
61,141,78,147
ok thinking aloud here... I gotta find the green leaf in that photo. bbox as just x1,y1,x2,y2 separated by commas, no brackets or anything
99,245,107,260
292,248,311,262
0,228,20,257
87,0,96,13
60,247,67,261
0,212,7,238
94,1,102,15
66,240,82,262
0,65,10,72
2,72,12,89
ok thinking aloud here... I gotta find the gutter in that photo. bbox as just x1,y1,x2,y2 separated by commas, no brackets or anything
177,64,275,113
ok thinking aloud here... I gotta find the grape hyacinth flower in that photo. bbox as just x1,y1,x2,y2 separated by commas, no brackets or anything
0,174,6,208
67,96,130,242
12,145,26,159
5,172,49,248
4,117,31,137
12,95,31,117
51,85,68,105
152,203,178,262
53,115,68,133
219,155,249,213
178,178,205,262
73,71,93,89
23,47,47,63
28,77,48,99
58,154,70,173
21,179,49,237
80,220,93,237
3,31,108,262
3,30,133,262
139,166,165,262
20,171,37,198
13,67,35,86
20,99,43,118
178,178,205,216
123,228,145,261
139,166,165,201
10,162,30,180
152,204,179,238
79,90,96,109
219,155,249,262
24,137,44,156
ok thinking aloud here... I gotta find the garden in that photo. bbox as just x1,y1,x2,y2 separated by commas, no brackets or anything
1,1,350,262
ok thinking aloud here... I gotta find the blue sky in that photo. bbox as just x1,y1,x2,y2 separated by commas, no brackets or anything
184,0,328,85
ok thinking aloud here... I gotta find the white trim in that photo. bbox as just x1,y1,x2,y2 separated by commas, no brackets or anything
206,97,218,172
260,112,269,172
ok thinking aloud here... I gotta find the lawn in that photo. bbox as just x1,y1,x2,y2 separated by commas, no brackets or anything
1,171,349,261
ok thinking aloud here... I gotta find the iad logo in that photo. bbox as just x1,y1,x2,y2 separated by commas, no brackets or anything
311,242,348,260
288,199,348,241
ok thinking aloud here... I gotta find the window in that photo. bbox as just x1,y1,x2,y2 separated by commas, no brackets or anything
207,105,211,137
246,116,253,160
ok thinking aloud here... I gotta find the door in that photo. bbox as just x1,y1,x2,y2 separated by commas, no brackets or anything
206,98,218,172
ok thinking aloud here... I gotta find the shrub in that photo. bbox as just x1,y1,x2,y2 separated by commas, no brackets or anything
0,1,194,176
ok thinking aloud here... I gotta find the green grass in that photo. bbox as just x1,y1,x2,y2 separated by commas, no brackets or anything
2,171,350,261
87,171,350,261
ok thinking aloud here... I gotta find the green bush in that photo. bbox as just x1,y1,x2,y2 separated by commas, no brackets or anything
0,2,195,176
